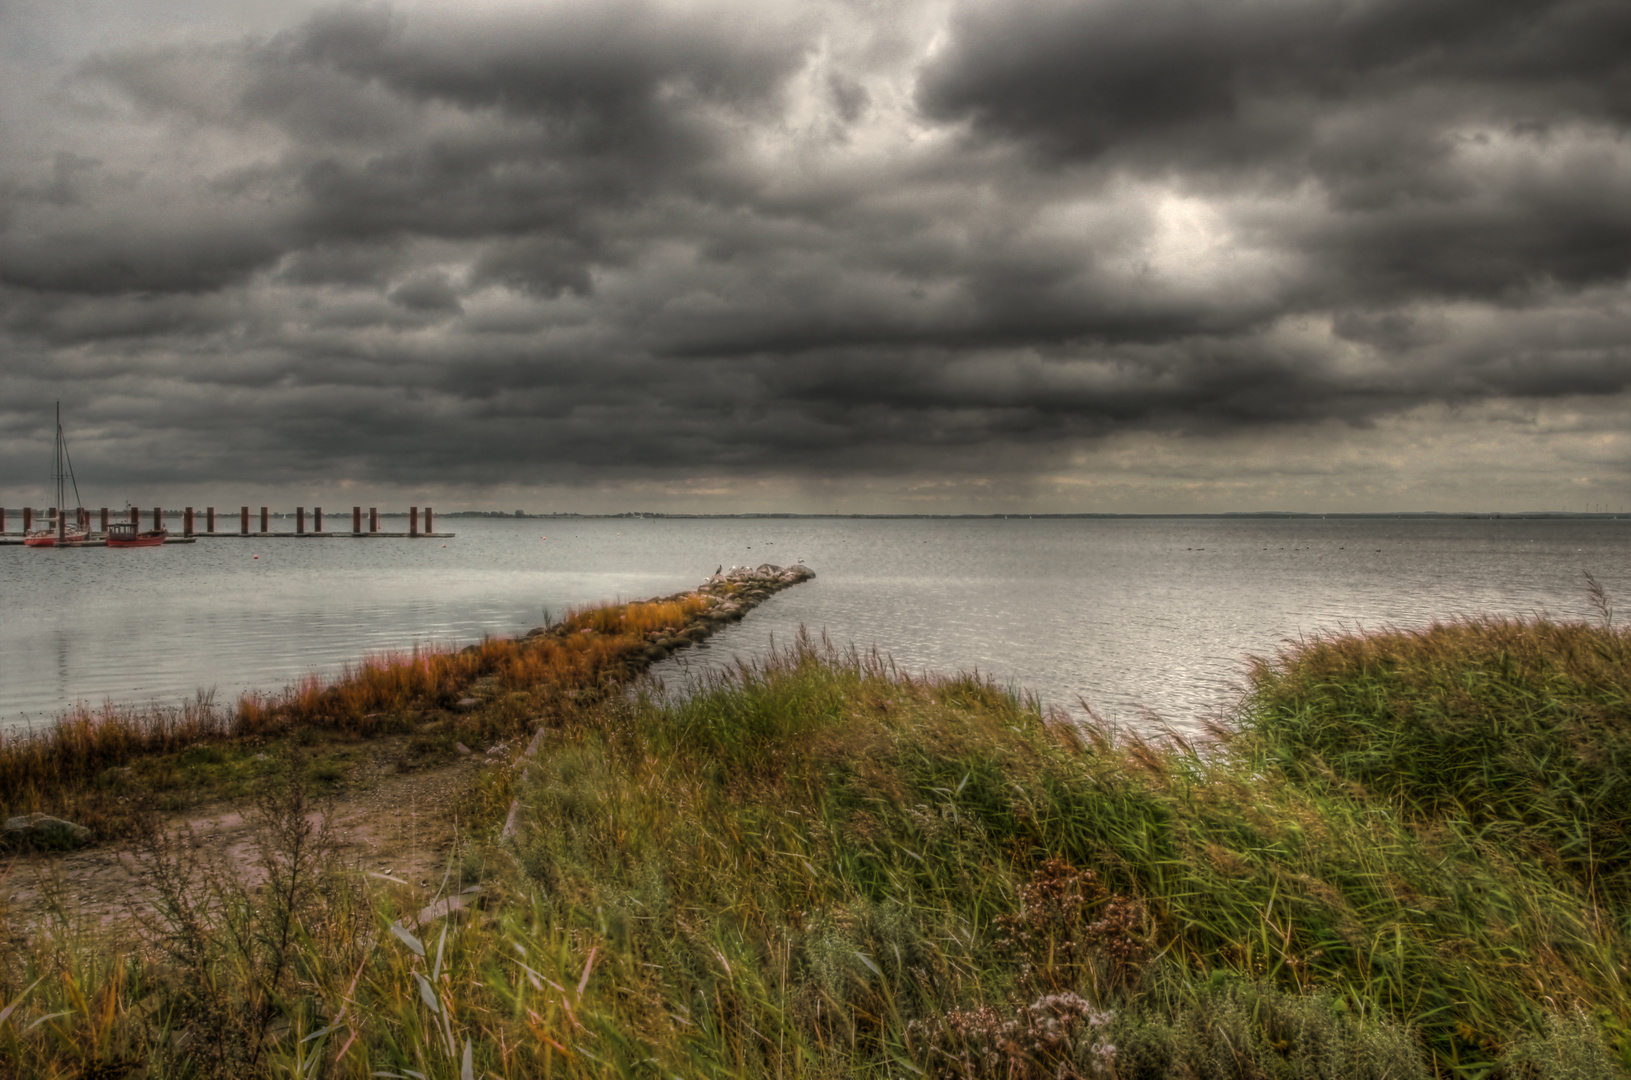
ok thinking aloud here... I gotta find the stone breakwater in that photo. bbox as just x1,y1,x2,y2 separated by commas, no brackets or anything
518,562,816,669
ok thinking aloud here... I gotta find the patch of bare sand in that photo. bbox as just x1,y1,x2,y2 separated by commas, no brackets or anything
0,736,506,935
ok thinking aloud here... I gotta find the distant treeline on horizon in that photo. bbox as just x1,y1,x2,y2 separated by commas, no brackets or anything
440,510,1628,521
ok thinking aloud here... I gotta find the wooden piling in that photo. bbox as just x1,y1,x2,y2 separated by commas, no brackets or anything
426,506,435,533
297,507,306,535
261,507,270,534
130,506,139,526
101,508,109,533
314,506,323,533
153,507,162,532
369,507,379,533
23,508,32,533
410,506,419,538
184,507,195,537
0,507,6,533
241,506,250,535
206,507,216,533
353,506,362,534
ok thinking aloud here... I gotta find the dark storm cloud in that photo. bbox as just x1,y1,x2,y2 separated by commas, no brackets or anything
919,0,1631,163
289,2,806,127
919,0,1631,305
0,0,1627,505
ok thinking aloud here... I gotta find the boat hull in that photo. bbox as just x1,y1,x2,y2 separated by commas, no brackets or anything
23,531,90,547
106,530,168,548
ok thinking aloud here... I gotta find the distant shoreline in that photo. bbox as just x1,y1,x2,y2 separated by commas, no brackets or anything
440,509,1629,520
9,508,1620,524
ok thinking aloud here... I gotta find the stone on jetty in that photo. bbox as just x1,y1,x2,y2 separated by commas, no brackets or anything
682,562,814,634
5,812,92,848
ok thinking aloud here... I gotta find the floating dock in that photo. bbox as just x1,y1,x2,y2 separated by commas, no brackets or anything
0,535,197,546
192,532,455,540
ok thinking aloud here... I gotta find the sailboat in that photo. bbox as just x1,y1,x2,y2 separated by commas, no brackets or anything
24,404,91,548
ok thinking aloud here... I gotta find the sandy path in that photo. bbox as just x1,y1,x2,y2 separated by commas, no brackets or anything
0,737,505,937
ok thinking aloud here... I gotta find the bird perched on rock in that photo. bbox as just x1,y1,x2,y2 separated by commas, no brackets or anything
715,565,722,575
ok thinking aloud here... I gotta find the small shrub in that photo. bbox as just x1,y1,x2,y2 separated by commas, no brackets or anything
1492,1008,1627,1080
1104,980,1430,1080
127,752,345,1078
908,992,1116,1079
994,857,1151,995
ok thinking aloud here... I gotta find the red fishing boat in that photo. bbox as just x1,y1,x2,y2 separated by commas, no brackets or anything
24,404,91,548
106,520,168,548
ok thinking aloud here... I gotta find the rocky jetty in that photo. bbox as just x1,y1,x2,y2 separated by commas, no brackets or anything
520,562,815,668
658,562,816,655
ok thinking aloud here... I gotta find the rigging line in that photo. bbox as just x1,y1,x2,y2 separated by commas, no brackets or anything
60,427,83,511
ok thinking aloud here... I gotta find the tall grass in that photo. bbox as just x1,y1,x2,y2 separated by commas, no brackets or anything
3,618,1629,1077
497,628,1631,1075
1239,616,1631,909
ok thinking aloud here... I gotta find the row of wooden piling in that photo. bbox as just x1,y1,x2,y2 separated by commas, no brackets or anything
0,506,447,537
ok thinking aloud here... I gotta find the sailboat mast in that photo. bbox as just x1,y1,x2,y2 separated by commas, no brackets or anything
56,403,65,541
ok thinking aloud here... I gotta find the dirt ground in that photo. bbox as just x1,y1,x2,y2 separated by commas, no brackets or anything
0,736,506,936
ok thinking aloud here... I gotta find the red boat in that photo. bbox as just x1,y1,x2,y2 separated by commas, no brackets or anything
23,525,90,548
106,521,168,548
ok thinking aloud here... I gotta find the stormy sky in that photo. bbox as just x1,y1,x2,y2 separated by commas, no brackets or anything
2,0,1627,513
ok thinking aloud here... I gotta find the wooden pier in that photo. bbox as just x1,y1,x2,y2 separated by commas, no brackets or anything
0,535,196,546
0,505,453,543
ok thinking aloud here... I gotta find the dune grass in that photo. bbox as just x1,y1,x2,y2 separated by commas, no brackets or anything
3,617,1630,1078
1238,616,1631,911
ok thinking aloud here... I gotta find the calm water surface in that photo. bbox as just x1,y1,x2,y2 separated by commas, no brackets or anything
2,516,1626,733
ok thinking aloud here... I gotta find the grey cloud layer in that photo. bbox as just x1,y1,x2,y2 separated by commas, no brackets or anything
920,0,1631,303
1,0,1626,499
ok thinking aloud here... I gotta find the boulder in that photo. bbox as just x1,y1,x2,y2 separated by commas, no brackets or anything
455,696,479,712
5,812,92,848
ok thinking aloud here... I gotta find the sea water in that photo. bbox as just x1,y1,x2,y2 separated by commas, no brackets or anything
2,516,1625,733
